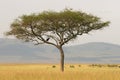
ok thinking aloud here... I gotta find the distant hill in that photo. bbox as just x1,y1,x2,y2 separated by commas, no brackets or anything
0,38,120,64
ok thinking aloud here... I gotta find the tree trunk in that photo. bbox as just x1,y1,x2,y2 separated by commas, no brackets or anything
59,46,64,72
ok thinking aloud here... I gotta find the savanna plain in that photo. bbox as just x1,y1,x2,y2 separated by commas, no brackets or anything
0,64,120,80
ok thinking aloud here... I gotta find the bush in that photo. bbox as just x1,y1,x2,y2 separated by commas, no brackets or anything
107,64,118,68
52,65,56,68
78,65,81,67
70,65,75,68
89,64,103,68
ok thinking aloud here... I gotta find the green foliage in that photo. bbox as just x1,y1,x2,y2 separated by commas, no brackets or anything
6,8,110,47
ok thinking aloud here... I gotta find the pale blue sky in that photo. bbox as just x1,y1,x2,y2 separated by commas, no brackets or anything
0,0,120,45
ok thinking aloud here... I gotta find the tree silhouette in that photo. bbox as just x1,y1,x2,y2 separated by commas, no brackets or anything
6,9,110,72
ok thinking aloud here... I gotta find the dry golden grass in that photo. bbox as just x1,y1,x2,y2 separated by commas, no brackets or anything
0,64,120,80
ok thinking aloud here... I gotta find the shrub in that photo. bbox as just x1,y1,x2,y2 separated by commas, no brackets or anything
89,64,103,68
70,65,75,68
78,65,81,67
107,64,118,68
52,65,56,68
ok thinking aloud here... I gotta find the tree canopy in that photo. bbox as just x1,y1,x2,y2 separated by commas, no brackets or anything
6,9,109,47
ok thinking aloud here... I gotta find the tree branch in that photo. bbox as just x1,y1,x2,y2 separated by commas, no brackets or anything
30,25,58,47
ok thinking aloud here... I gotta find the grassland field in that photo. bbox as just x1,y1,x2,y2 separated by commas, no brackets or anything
0,63,120,80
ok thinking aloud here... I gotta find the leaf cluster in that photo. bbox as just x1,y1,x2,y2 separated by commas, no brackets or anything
6,9,110,47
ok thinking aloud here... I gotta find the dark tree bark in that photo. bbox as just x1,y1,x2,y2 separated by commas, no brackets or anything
58,46,64,72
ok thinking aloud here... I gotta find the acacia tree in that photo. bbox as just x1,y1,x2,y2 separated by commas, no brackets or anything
6,9,110,72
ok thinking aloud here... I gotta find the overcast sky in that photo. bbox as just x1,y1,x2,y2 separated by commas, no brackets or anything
0,0,120,45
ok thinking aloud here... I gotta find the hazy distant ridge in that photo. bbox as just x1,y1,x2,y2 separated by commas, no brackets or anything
0,38,120,63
